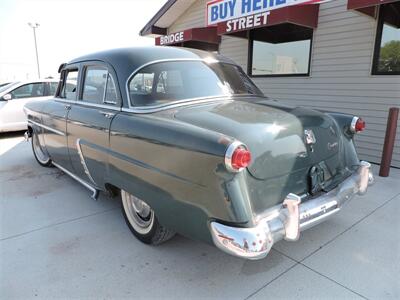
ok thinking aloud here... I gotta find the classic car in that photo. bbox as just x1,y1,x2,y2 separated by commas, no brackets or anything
24,47,374,259
0,79,58,132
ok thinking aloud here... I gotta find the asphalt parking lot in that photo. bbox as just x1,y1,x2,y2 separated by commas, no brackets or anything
0,132,399,300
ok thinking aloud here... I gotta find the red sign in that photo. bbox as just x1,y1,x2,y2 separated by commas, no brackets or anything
156,31,185,46
155,27,221,46
218,12,270,34
217,4,319,35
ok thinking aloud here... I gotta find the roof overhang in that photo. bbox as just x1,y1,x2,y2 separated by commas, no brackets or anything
216,4,319,35
347,0,399,17
141,0,322,37
347,0,398,9
140,0,197,36
155,27,220,46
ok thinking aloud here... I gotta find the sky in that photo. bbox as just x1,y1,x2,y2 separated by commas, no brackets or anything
0,0,167,82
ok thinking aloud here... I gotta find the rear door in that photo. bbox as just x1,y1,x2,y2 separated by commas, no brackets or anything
66,63,121,188
41,67,79,170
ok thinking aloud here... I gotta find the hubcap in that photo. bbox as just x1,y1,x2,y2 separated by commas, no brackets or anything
121,190,154,234
32,132,50,164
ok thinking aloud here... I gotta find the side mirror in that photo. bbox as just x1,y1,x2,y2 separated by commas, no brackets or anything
1,94,12,101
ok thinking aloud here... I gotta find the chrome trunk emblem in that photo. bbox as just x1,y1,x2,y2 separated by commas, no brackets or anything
304,129,316,145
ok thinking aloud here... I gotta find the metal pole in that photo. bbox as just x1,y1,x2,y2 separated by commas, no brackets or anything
379,107,399,177
28,22,40,78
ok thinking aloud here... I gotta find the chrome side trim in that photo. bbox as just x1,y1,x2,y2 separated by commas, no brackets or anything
210,161,374,260
56,98,121,111
76,139,97,186
52,162,99,199
55,98,76,104
75,101,121,111
121,97,234,114
28,120,65,136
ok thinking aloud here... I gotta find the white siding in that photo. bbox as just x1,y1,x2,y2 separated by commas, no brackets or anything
170,0,400,167
168,0,208,33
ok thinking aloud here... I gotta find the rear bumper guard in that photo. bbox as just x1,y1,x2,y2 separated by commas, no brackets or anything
210,161,374,260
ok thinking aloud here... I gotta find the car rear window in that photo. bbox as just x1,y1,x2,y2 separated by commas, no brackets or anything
128,61,263,107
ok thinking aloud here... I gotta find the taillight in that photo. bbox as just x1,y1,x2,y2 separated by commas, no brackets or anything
225,142,251,172
350,116,366,133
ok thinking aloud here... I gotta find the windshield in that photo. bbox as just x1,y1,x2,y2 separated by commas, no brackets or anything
128,61,263,107
0,82,19,94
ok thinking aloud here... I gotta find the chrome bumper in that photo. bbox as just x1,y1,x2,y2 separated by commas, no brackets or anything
210,161,374,260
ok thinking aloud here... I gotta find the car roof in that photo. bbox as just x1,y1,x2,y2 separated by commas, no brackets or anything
67,46,236,83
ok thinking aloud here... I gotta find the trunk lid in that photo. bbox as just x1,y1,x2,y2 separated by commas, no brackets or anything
174,98,345,188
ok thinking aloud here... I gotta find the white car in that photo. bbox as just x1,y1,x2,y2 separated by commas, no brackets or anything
0,79,58,132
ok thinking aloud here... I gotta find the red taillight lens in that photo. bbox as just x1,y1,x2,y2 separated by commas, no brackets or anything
225,142,252,172
231,148,251,169
355,118,366,132
350,116,366,133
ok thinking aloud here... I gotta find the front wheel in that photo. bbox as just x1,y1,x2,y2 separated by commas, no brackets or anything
31,129,52,167
121,189,175,245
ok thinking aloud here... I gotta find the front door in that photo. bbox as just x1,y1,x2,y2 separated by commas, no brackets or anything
66,64,121,189
41,68,79,171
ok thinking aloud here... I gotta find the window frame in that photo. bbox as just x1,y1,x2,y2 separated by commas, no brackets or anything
103,73,118,105
371,4,400,76
57,66,80,100
80,65,108,104
247,30,313,78
79,63,120,106
126,59,264,109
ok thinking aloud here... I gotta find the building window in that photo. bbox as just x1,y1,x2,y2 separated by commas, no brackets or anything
248,24,313,77
372,3,400,75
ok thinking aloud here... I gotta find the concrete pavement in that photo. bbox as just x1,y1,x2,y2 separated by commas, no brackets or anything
1,132,399,299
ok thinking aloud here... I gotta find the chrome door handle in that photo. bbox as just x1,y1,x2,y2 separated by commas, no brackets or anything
65,104,71,110
99,111,115,119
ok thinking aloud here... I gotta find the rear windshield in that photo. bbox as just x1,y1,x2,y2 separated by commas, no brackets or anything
128,61,263,107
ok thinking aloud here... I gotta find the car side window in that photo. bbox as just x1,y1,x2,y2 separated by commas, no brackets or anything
81,66,108,104
129,72,155,106
60,70,78,100
48,82,58,96
10,83,45,99
104,73,118,104
129,68,184,107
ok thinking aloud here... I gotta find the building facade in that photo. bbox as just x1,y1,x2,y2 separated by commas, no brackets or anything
141,0,400,167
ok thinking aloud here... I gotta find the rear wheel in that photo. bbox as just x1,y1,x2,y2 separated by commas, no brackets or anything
121,189,175,245
31,130,52,167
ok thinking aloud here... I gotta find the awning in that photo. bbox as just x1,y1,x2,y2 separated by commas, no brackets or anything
155,27,221,51
216,4,319,35
347,0,398,9
140,0,196,36
347,0,399,17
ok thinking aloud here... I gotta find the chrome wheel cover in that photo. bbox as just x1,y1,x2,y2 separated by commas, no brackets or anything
32,132,50,164
121,190,154,235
